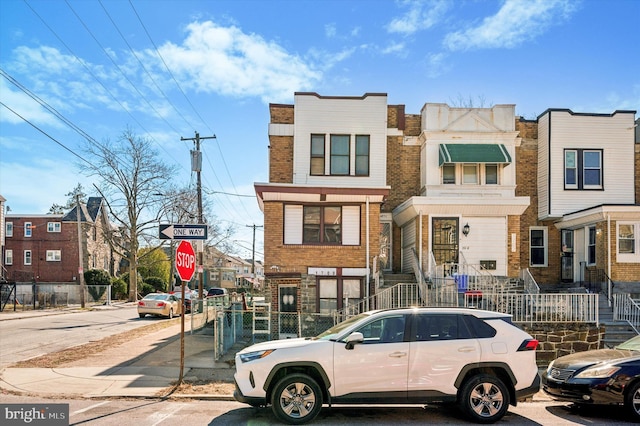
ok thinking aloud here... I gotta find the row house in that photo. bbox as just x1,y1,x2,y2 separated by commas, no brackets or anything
3,197,122,283
256,92,639,327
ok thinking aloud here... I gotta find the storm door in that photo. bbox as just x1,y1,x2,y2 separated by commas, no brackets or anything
432,218,459,275
278,285,298,339
561,230,574,282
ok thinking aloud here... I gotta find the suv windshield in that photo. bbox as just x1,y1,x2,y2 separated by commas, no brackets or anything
315,313,371,340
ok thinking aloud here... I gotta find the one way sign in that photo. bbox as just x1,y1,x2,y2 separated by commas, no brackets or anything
159,224,208,240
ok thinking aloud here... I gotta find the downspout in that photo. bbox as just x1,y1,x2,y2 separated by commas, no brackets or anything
366,196,370,310
419,213,423,277
607,214,612,306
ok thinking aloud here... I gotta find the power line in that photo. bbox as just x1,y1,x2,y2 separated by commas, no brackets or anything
0,101,93,167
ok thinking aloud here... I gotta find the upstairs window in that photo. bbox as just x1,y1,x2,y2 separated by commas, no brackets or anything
303,206,342,244
46,250,61,262
442,164,456,184
462,164,478,184
564,149,603,190
5,249,12,265
310,134,325,175
24,222,32,237
6,222,13,237
485,164,498,184
330,135,350,175
24,250,32,265
47,222,61,232
355,135,370,176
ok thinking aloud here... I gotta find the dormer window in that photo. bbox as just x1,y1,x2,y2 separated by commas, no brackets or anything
309,133,371,176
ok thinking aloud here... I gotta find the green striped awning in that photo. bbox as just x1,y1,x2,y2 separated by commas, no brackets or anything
439,144,512,166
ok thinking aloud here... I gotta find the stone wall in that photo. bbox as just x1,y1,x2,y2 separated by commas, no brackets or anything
520,323,603,367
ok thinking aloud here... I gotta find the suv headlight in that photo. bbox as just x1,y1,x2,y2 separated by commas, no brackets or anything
239,349,275,363
574,364,620,379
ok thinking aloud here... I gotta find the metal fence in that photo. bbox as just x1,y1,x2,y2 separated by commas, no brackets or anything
613,293,640,334
2,283,111,310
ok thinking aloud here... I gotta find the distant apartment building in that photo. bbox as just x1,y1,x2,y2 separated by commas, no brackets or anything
3,197,122,283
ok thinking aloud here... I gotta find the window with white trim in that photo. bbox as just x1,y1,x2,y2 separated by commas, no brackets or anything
587,226,596,265
485,164,498,184
462,164,478,184
46,250,62,262
6,222,13,237
47,222,61,232
5,249,12,265
617,222,639,263
303,206,342,244
24,250,32,265
529,227,548,267
24,222,32,237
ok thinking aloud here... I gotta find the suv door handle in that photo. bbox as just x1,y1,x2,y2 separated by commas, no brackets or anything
458,346,476,353
389,351,407,358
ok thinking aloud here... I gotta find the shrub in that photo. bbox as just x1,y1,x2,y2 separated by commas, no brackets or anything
139,282,155,297
111,278,127,300
144,276,166,293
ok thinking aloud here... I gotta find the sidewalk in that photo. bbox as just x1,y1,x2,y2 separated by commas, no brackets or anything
0,305,552,402
0,305,241,400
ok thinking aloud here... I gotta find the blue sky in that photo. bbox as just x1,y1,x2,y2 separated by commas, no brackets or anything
1,0,639,259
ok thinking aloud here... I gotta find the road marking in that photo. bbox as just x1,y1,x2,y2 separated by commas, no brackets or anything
72,401,109,414
149,403,186,426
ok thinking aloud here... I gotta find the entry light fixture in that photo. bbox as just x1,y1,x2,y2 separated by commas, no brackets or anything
462,223,470,237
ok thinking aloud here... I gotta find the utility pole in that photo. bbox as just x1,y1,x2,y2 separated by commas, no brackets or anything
246,224,263,284
180,131,216,300
76,195,86,308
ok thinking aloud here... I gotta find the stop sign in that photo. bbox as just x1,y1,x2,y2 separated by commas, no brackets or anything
175,240,196,282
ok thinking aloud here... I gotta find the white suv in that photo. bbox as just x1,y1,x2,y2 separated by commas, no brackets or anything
234,307,540,424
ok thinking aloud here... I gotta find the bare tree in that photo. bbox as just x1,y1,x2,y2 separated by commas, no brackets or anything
80,128,178,301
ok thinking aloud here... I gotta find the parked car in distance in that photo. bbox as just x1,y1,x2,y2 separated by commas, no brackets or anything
542,334,640,421
206,287,228,297
169,289,193,313
234,307,540,425
137,293,182,319
206,287,230,308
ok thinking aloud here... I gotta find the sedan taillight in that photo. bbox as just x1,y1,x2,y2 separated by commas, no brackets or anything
517,339,539,351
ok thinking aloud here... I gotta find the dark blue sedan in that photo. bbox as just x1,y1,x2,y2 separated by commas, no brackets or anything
542,335,640,422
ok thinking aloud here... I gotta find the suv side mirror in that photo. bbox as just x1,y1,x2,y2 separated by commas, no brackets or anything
344,332,364,350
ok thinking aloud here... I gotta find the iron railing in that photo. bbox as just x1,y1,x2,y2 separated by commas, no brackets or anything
613,293,640,334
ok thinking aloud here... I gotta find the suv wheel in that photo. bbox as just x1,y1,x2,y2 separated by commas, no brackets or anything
271,373,323,425
459,374,509,423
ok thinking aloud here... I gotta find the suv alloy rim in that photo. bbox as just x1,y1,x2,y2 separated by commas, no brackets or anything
469,381,504,418
278,381,316,418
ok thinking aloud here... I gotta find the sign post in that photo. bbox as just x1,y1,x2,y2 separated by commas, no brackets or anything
174,240,196,386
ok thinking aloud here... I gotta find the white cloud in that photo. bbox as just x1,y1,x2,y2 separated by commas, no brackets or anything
153,21,322,103
444,0,579,51
0,79,62,127
387,0,450,35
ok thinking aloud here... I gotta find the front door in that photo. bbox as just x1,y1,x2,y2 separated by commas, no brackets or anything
379,220,392,271
278,285,298,339
432,218,459,276
561,230,573,282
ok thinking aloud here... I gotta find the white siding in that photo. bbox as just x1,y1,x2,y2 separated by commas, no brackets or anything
543,111,635,218
460,217,507,276
342,206,361,245
401,220,416,273
284,205,303,244
292,94,388,187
